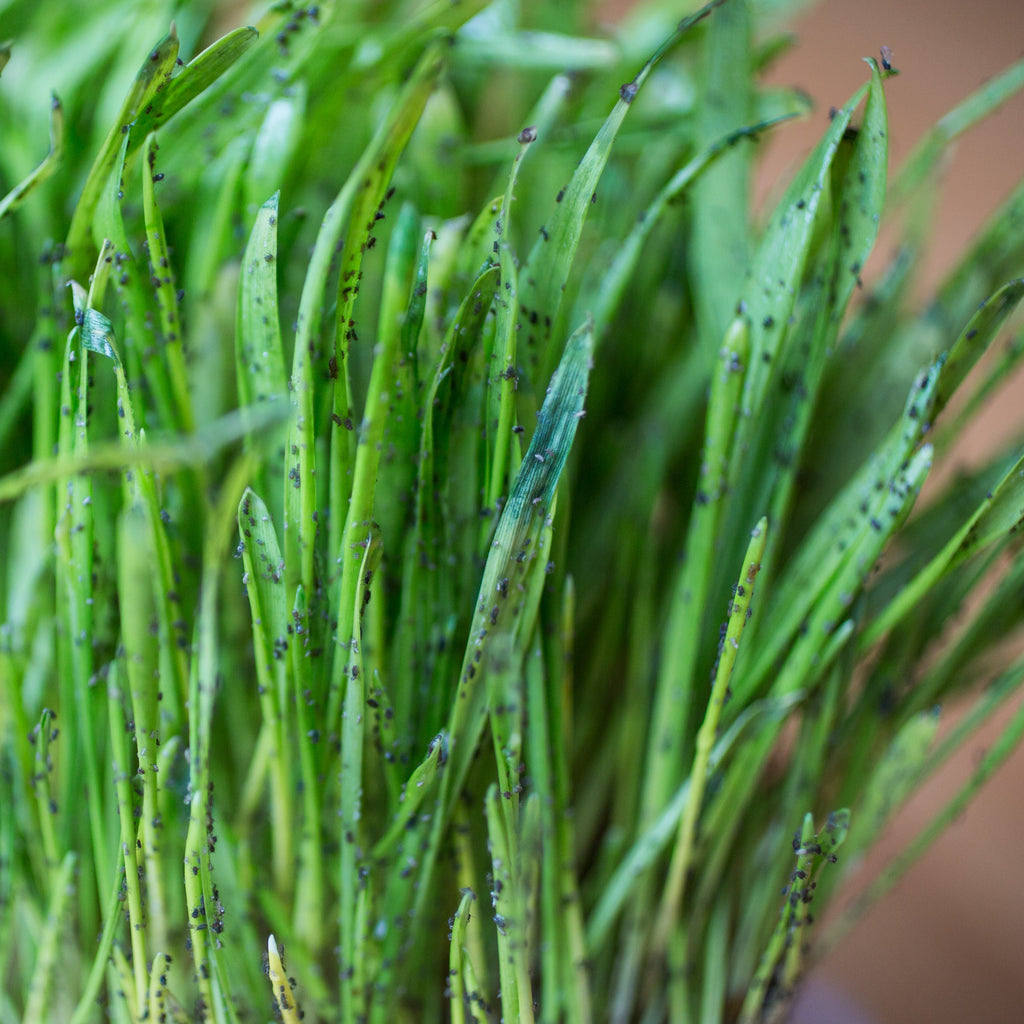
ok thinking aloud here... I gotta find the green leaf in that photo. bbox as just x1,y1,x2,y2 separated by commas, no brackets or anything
688,0,753,354
65,26,180,273
245,89,307,213
237,487,293,893
933,278,1024,419
141,132,193,433
22,853,75,1024
236,191,287,410
730,82,865,434
484,126,535,515
414,316,594,924
129,26,261,151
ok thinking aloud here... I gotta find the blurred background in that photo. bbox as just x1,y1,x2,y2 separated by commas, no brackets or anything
750,0,1024,1021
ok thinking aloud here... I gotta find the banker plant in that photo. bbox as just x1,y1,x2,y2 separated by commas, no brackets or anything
2,0,1024,1021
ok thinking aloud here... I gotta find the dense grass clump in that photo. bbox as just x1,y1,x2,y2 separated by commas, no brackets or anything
2,1,1024,1021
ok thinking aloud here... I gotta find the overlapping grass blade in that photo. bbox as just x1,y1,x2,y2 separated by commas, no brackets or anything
586,692,804,949
721,62,887,595
65,27,180,273
518,0,728,385
128,26,260,152
390,261,500,746
483,127,534,517
5,2,1024,1021
864,437,1024,647
738,810,849,1024
641,317,749,827
324,45,443,583
413,317,594,940
118,503,168,951
657,518,768,950
740,353,942,705
283,38,444,606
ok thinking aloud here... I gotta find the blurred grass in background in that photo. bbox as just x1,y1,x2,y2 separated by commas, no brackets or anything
2,1,1024,1022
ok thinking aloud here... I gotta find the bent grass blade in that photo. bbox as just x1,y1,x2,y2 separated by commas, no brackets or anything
0,93,64,223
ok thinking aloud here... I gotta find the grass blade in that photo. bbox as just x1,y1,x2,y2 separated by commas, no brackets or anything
0,93,63,223
65,27,180,274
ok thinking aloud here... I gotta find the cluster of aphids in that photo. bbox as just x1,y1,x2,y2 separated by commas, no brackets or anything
790,832,839,865
360,187,397,258
189,887,226,939
275,6,320,57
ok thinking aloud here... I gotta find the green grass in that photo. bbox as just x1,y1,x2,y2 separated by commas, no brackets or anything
2,1,1024,1021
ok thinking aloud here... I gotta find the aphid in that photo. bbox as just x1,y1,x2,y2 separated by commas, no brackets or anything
880,45,894,71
